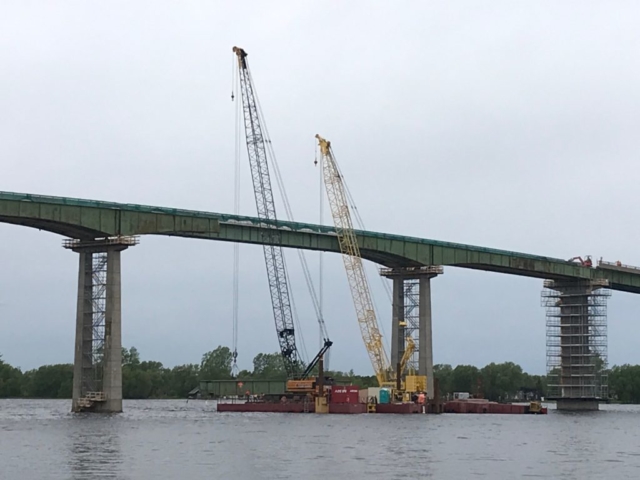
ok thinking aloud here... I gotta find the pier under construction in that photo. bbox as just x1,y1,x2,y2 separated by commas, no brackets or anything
542,278,610,411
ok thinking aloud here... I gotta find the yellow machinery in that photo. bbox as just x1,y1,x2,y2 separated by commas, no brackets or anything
387,336,426,400
398,336,427,395
286,379,317,394
317,135,389,386
529,400,544,414
317,135,425,397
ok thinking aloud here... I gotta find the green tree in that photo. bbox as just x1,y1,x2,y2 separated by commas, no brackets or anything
199,346,233,380
123,368,153,399
0,355,23,398
450,365,480,394
480,362,524,401
167,364,200,397
252,352,287,379
21,364,73,398
610,365,640,403
433,364,453,396
122,346,141,366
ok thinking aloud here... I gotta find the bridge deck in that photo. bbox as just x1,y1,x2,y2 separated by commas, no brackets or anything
1,191,639,293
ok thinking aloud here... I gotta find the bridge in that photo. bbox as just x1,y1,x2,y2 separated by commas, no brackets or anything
2,190,637,411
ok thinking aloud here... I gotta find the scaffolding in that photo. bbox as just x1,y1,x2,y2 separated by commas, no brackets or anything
541,279,610,400
89,252,108,394
403,279,420,373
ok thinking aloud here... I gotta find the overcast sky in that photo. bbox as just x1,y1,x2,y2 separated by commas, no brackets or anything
1,1,639,375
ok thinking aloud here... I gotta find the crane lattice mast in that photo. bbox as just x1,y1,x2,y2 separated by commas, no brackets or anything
316,135,390,385
233,46,301,376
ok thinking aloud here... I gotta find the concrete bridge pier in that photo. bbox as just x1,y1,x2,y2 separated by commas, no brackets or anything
390,276,405,371
64,236,138,413
542,278,610,412
419,273,436,399
381,266,443,400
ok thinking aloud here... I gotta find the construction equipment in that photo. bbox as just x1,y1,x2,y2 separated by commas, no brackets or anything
568,255,593,267
316,134,390,386
398,336,416,376
286,339,333,394
233,46,302,376
528,400,544,414
233,47,332,388
316,135,425,396
392,336,426,399
317,135,411,388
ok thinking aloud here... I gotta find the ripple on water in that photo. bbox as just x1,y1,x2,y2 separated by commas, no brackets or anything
1,399,640,479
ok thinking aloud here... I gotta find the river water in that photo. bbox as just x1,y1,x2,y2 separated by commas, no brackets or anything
1,399,639,479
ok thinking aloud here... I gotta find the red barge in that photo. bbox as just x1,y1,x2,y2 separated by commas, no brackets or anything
216,400,419,414
216,385,427,414
443,398,547,415
216,390,546,415
216,399,545,415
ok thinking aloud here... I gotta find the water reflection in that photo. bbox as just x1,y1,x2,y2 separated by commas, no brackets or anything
68,416,124,480
2,399,640,479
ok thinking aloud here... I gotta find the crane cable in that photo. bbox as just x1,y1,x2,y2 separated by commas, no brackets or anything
344,176,392,302
231,58,241,376
317,147,330,369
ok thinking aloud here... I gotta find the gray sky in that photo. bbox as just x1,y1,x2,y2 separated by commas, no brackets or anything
1,1,640,375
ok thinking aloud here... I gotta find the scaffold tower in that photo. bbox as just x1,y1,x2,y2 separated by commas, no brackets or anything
541,279,610,400
403,279,420,373
88,252,108,393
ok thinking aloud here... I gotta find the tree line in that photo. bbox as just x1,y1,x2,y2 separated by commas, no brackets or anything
3,348,640,403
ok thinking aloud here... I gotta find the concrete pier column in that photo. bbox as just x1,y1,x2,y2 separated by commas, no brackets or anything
65,236,137,413
390,277,405,369
97,249,123,413
419,276,434,399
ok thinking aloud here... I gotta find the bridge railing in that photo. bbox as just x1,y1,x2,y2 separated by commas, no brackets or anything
598,259,640,273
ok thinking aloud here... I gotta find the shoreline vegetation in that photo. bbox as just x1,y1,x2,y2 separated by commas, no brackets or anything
2,347,639,403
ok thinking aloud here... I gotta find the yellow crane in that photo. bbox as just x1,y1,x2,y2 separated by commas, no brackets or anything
316,135,426,394
399,336,415,375
316,134,391,386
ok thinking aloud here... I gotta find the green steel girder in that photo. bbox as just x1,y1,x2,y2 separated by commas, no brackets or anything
1,191,639,294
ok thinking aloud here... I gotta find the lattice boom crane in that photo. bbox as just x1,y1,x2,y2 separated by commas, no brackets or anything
233,46,302,375
316,134,390,386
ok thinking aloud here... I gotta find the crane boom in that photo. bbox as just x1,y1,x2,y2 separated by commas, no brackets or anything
233,46,301,375
399,336,415,375
316,135,390,385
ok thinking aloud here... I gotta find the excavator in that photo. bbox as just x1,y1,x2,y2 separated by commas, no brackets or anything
316,135,425,402
567,255,593,267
